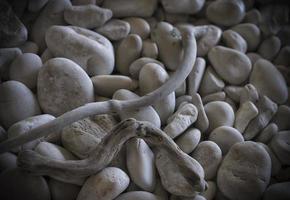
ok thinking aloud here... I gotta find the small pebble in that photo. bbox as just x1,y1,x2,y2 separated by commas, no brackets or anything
175,128,201,154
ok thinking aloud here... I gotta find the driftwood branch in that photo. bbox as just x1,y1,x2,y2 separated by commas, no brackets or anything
0,29,196,153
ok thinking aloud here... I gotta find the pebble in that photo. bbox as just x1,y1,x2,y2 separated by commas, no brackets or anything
272,105,290,131
204,101,235,133
231,23,261,51
208,46,252,85
258,36,281,61
129,57,164,79
201,181,217,200
0,47,22,81
126,138,156,192
224,86,243,103
250,59,288,104
19,41,39,54
64,4,112,29
124,17,151,39
217,141,271,200
222,30,247,53
0,1,27,48
0,168,51,200
209,126,244,155
91,75,138,98
7,114,55,152
202,91,226,104
243,9,262,25
37,58,94,116
9,53,42,89
191,93,209,133
77,167,130,200
246,52,262,65
234,101,258,133
0,80,41,129
258,143,281,176
116,34,143,75
96,19,130,41
0,125,7,142
187,57,206,95
206,0,245,26
0,152,17,173
116,191,161,200
191,141,222,180
113,89,161,128
263,182,290,200
175,128,201,154
48,178,81,200
255,123,278,144
160,0,204,14
46,25,115,76
270,131,290,165
142,40,158,59
274,46,290,66
164,103,198,139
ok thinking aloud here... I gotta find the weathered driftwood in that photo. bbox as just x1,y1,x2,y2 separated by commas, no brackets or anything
0,28,197,153
18,119,206,197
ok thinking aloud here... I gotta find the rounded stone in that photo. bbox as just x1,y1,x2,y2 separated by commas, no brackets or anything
208,46,252,85
115,191,161,200
48,178,81,200
175,128,201,154
217,141,271,200
204,101,235,133
0,152,17,173
9,53,42,89
263,182,290,200
124,17,151,39
0,168,51,200
37,58,94,116
270,131,290,165
0,80,41,129
250,59,288,104
209,126,244,155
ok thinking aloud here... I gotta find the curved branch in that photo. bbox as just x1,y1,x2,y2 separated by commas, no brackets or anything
0,29,197,153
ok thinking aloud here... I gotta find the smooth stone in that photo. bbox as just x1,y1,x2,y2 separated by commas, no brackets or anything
7,114,55,152
0,125,7,142
160,0,204,14
71,0,98,5
124,17,151,39
171,194,206,200
191,141,222,180
77,167,130,200
164,103,198,139
270,131,290,165
199,66,225,97
231,23,261,51
246,52,262,65
115,191,161,200
258,36,281,61
187,57,206,95
224,86,243,102
0,48,22,80
263,182,290,200
103,0,157,17
204,101,235,133
175,128,201,154
154,178,169,200
274,46,290,66
243,9,262,25
37,58,94,116
129,57,164,79
96,19,130,41
142,40,158,59
202,91,226,104
0,152,17,172
19,41,39,54
0,168,51,200
206,0,245,26
116,34,142,75
208,46,252,85
41,48,53,63
113,89,161,128
222,30,247,53
209,126,244,155
31,0,71,52
191,93,209,133
139,62,175,124
48,178,81,200
272,105,290,131
46,25,114,76
0,80,41,129
9,53,42,89
64,4,112,29
217,141,271,200
258,143,281,176
35,141,77,161
126,138,156,192
201,181,217,200
255,123,278,144
91,75,138,98
0,1,27,48
250,59,288,104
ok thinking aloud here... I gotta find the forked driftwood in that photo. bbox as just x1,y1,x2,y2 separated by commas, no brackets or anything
18,119,206,197
0,28,196,153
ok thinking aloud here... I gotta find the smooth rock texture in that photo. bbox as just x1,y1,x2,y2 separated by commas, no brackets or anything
64,4,112,29
234,101,258,133
191,93,209,133
96,19,130,41
124,17,151,39
37,58,94,116
272,105,290,131
48,178,81,200
113,89,161,128
0,1,27,48
270,131,290,165
115,191,161,200
9,53,42,89
204,101,235,133
201,181,217,200
187,57,206,95
0,47,22,80
256,123,278,144
126,138,156,192
191,141,222,180
175,128,201,154
222,30,247,53
46,25,115,76
0,168,51,200
263,182,290,200
142,40,158,59
208,46,252,85
129,57,164,79
160,0,205,14
258,143,281,176
209,126,244,155
250,59,288,104
258,36,281,61
0,80,41,129
0,152,17,172
0,125,7,142
77,167,130,200
199,67,225,96
217,141,271,200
